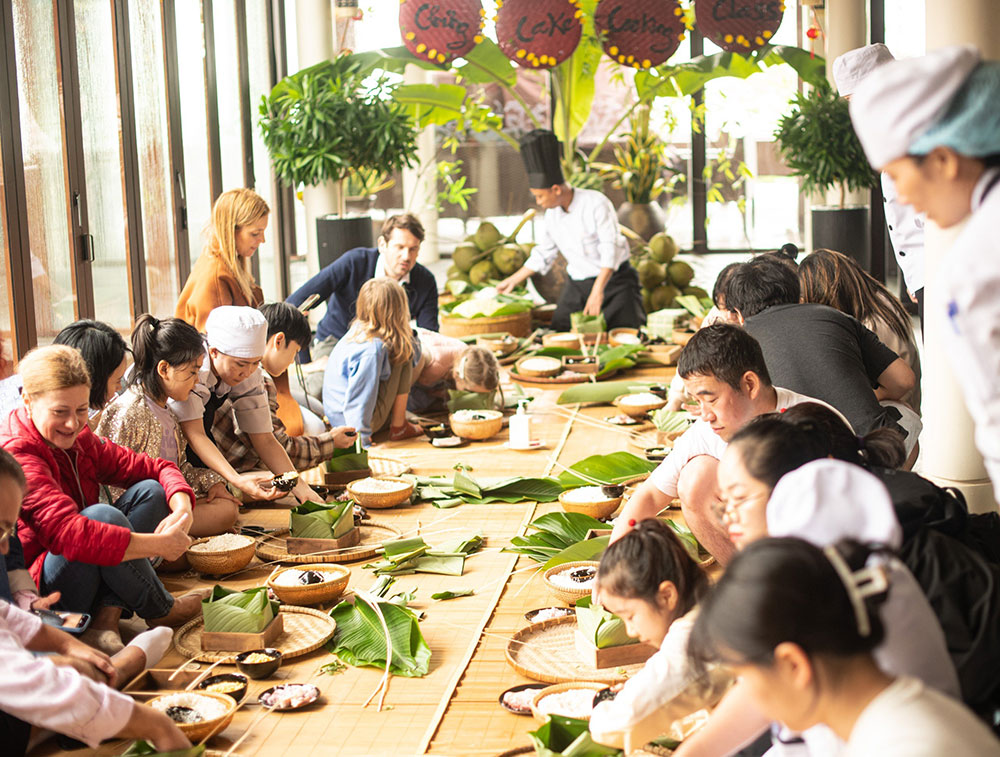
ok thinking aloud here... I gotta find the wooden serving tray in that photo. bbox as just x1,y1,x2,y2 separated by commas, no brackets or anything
286,528,361,555
201,613,284,652
123,667,200,695
574,629,658,669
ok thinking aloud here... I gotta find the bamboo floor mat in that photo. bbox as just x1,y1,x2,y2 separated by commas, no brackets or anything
39,363,679,757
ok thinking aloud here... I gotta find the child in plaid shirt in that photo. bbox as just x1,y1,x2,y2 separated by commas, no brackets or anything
210,303,356,473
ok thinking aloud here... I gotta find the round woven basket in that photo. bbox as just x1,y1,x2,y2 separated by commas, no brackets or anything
149,690,236,742
614,394,668,418
346,476,414,509
477,333,518,356
541,332,583,349
448,409,504,440
266,564,350,606
440,310,532,338
255,523,401,565
543,561,600,605
558,489,622,519
608,328,642,347
514,356,562,378
186,536,257,575
530,681,609,724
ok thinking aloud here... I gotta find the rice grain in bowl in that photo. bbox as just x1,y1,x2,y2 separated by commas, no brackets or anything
558,486,622,519
529,682,608,723
149,691,236,741
448,409,504,440
346,476,414,508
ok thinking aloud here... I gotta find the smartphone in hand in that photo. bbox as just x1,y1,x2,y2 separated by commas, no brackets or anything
33,608,91,634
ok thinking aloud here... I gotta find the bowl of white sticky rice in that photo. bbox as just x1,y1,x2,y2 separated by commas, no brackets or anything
608,328,642,346
558,486,623,519
186,533,256,575
346,476,414,509
543,561,600,604
448,408,505,440
530,682,609,723
515,355,563,379
614,392,668,418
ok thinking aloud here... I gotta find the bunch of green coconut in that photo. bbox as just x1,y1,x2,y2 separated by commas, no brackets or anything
633,232,709,313
446,213,535,296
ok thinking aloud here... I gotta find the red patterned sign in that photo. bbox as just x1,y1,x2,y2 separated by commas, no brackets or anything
694,0,783,54
400,0,486,66
594,0,686,69
495,0,583,69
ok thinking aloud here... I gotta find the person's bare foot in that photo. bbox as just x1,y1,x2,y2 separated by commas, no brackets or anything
146,589,211,628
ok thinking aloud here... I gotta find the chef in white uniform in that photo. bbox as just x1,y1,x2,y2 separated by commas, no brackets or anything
833,44,926,330
850,45,1000,505
496,129,645,332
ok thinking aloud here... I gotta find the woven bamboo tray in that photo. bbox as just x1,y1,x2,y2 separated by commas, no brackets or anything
440,310,532,338
173,605,337,663
505,615,645,684
508,368,620,386
255,523,401,564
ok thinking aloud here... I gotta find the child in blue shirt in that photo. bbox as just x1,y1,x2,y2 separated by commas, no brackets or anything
323,279,422,447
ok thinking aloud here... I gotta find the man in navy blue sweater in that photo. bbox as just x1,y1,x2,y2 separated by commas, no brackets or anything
287,213,439,352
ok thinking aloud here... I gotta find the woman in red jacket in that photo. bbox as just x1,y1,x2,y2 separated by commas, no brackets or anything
0,346,203,653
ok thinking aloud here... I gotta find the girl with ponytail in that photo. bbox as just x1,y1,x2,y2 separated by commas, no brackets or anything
98,315,239,536
586,519,732,749
687,538,997,755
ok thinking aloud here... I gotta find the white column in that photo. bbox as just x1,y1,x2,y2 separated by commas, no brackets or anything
401,65,440,264
824,0,867,208
295,0,339,275
921,0,998,512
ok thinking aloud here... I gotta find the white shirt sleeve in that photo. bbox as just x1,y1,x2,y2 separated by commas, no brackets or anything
524,216,561,275
648,422,725,498
881,173,925,292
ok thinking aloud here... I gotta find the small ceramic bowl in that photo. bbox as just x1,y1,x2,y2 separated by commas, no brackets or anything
197,672,249,703
234,648,282,680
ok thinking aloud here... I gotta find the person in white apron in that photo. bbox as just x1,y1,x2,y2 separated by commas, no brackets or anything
849,45,1000,507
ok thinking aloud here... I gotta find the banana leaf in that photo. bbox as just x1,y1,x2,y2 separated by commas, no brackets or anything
529,715,622,757
453,471,482,498
289,500,355,539
558,452,657,487
202,585,278,634
431,589,475,600
650,408,695,435
674,294,708,320
541,535,609,571
575,596,637,649
328,596,430,677
413,552,466,576
503,512,607,563
446,388,497,412
415,473,563,506
597,357,637,377
122,742,206,757
556,380,659,405
570,312,606,333
666,519,704,563
325,438,369,472
435,532,484,554
596,344,644,366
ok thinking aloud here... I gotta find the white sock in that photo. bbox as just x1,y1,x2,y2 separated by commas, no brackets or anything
126,626,173,669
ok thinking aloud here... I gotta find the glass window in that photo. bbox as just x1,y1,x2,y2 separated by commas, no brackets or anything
213,0,245,191
246,0,278,300
74,0,133,331
702,4,802,250
12,1,77,342
129,0,180,318
0,133,13,364
885,0,925,59
175,0,212,268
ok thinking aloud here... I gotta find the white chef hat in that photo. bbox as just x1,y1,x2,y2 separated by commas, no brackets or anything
767,459,902,549
832,43,895,96
849,44,981,169
205,306,267,358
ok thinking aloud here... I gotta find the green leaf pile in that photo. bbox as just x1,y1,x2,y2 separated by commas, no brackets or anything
325,438,369,472
649,408,694,435
504,512,607,564
557,451,657,487
414,471,564,508
365,533,483,576
529,715,622,757
289,500,355,539
570,312,607,333
328,596,430,677
202,585,278,634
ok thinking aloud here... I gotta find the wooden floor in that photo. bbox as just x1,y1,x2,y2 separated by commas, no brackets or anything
45,363,676,757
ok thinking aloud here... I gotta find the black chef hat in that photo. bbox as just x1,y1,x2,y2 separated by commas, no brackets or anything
519,129,565,189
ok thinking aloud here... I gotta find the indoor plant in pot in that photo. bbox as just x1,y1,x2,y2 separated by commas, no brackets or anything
258,55,418,268
774,80,878,270
593,104,675,241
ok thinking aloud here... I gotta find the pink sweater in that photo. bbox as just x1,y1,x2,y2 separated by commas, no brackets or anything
0,601,133,746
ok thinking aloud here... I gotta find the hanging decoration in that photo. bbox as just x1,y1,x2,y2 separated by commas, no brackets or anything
804,8,824,59
399,0,486,66
593,0,686,69
495,0,583,69
694,0,784,54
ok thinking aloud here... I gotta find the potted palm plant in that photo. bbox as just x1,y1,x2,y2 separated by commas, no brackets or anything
593,105,674,241
774,80,878,269
259,56,418,267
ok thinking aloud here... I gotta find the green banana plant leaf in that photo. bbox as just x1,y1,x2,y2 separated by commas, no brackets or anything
413,553,467,576
665,519,705,563
415,473,563,507
541,535,609,571
650,408,695,435
447,388,497,412
556,380,660,405
431,589,475,601
597,357,637,377
202,585,278,634
289,500,355,539
570,312,606,333
529,715,622,757
558,452,657,487
122,741,206,757
504,512,607,563
575,596,637,649
596,344,644,366
458,38,518,88
328,597,431,677
453,470,482,498
435,532,484,555
326,438,369,472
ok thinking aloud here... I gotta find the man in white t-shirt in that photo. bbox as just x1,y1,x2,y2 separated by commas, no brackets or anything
612,324,849,565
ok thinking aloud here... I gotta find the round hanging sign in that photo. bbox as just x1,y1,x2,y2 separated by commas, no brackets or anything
593,0,686,70
694,0,784,54
495,0,583,69
399,0,486,66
